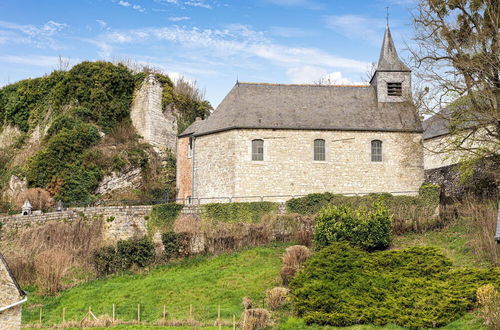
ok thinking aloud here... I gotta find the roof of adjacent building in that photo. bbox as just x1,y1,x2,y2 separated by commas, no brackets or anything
179,83,422,137
423,109,451,140
0,253,25,299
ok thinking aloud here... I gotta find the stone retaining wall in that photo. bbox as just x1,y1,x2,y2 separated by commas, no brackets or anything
0,205,153,244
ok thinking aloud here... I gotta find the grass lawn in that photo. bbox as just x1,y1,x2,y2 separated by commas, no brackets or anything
23,243,288,327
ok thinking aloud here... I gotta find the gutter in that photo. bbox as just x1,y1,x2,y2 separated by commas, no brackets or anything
0,295,28,312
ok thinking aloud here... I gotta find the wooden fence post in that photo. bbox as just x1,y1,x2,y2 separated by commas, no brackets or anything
137,304,141,323
62,307,66,323
163,304,166,320
233,314,236,330
217,304,221,329
189,304,193,321
39,307,42,325
112,304,115,323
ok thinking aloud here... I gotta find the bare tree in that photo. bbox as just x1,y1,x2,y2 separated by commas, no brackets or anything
410,0,499,168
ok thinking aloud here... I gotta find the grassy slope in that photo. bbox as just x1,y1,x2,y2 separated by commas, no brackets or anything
23,244,287,326
24,217,491,329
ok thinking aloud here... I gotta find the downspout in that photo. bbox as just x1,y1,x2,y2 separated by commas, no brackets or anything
0,295,28,312
191,136,196,204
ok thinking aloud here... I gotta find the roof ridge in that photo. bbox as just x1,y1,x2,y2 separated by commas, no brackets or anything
237,82,371,88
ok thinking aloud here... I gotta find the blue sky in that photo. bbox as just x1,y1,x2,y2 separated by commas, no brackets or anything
0,0,417,107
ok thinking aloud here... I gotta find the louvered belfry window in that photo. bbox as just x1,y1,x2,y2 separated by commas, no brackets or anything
252,139,264,161
371,140,383,162
387,82,402,96
314,139,325,161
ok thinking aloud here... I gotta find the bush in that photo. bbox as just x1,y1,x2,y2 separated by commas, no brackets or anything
148,203,184,234
201,202,278,223
161,231,191,259
92,238,155,276
314,202,391,251
280,245,310,285
266,287,289,310
241,308,272,330
289,243,500,328
477,284,500,328
286,186,442,235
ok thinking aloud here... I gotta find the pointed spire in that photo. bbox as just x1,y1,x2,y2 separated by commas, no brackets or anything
375,25,410,72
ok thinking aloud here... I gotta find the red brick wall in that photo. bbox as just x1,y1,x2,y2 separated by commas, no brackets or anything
176,136,192,201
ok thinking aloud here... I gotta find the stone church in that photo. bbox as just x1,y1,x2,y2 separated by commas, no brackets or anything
177,26,424,203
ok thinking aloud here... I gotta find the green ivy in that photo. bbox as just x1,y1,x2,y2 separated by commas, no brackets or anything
148,203,184,234
290,242,500,328
201,201,278,223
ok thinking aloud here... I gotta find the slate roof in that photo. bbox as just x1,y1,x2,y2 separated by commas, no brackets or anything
375,25,410,72
423,109,452,140
179,83,422,137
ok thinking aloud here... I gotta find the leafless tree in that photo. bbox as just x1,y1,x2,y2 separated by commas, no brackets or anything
409,0,499,168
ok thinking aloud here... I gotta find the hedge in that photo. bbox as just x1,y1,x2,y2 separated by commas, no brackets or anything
201,201,278,223
290,242,500,328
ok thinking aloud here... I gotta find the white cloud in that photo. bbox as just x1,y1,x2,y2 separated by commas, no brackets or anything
0,20,68,48
324,15,386,44
0,55,79,68
184,1,211,9
96,20,108,28
168,16,191,22
99,25,369,72
117,0,146,12
286,67,366,85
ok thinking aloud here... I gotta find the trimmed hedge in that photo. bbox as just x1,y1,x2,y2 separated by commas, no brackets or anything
290,242,500,328
314,202,391,251
92,238,155,276
148,203,184,234
201,201,278,223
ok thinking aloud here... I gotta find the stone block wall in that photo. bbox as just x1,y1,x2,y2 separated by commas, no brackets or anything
0,206,152,244
192,129,424,201
372,71,412,103
130,74,178,152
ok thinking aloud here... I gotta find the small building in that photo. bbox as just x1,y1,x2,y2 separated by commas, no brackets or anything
177,26,424,203
0,253,27,330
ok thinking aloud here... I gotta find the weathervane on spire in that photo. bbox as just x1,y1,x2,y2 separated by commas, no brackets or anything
386,6,390,26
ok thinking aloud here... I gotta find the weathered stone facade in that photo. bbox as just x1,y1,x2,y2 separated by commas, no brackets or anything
131,74,178,152
0,255,24,330
178,129,424,202
371,71,411,103
424,135,458,170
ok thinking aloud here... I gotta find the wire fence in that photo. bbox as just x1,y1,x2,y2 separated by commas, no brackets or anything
23,302,250,329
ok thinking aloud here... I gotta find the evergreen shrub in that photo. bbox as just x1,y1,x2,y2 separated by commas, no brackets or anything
290,243,500,328
161,231,191,259
314,202,391,251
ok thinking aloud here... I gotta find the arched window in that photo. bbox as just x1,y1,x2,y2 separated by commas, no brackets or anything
252,139,264,161
371,140,382,162
314,139,325,161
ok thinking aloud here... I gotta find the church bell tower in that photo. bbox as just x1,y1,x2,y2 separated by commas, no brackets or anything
370,25,411,103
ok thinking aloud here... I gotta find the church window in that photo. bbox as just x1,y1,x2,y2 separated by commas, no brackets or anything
387,82,402,96
371,140,383,162
252,139,264,161
314,139,325,161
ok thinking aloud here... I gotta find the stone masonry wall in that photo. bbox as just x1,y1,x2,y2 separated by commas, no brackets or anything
176,136,193,201
0,206,152,244
423,135,458,170
372,71,412,103
193,129,424,201
0,258,22,330
131,74,178,152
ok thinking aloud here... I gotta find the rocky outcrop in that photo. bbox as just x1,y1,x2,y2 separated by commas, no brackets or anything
1,175,27,202
0,126,21,149
95,168,142,195
131,74,178,152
